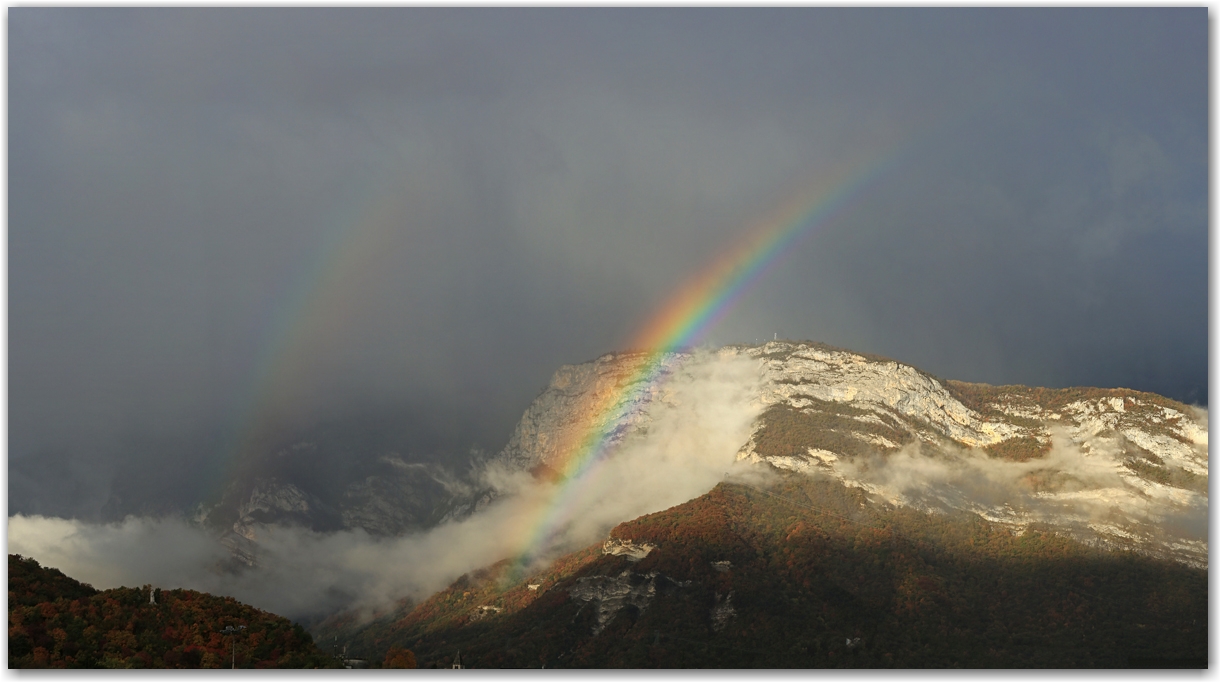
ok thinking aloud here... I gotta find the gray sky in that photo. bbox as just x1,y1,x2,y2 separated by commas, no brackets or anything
9,9,1208,519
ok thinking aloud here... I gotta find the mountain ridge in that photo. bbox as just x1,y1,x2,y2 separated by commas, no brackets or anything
194,341,1206,558
443,340,1206,568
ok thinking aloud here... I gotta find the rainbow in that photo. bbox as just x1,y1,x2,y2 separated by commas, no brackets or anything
504,152,906,579
201,179,410,503
206,139,907,576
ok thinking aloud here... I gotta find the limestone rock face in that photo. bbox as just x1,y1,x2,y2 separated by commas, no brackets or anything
337,458,464,536
495,351,689,473
232,479,331,541
202,450,462,546
205,478,338,568
710,591,736,632
602,538,655,561
489,342,1040,474
569,569,688,636
751,343,1025,448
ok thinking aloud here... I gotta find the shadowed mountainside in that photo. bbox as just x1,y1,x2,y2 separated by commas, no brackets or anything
318,473,1206,668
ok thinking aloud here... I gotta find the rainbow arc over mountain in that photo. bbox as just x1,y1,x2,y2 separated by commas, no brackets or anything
504,153,904,579
207,141,907,581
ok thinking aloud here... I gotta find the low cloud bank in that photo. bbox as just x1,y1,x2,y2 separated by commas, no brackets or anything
837,423,1208,548
8,510,540,623
8,351,767,623
507,351,766,562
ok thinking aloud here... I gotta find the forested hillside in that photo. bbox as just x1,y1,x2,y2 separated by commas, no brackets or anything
8,555,341,669
327,473,1206,668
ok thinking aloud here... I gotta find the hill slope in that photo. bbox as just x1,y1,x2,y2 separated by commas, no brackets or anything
8,554,341,669
330,473,1206,668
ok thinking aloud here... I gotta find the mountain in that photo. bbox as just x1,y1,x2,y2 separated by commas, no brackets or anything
168,338,1206,666
200,340,1205,577
8,554,341,669
321,475,1206,668
312,340,1207,668
456,340,1208,567
190,409,485,568
198,451,465,568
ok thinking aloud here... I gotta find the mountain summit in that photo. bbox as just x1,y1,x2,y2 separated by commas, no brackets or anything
455,340,1206,568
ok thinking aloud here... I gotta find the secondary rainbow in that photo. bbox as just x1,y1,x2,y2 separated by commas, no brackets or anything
505,153,906,578
200,180,408,503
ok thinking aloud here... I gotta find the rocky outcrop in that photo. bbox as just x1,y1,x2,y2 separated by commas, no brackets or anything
569,570,659,636
338,458,464,536
750,343,1208,568
468,605,502,622
488,342,1042,475
753,343,1025,448
231,479,336,541
203,452,462,548
494,351,689,473
710,591,735,632
602,538,655,561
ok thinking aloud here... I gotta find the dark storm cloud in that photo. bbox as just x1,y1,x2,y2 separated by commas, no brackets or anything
9,9,1207,518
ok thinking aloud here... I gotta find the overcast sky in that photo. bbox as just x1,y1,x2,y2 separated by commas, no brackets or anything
9,9,1208,519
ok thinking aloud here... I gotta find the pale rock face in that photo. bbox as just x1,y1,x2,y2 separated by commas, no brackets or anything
217,477,344,566
468,605,502,622
569,570,660,636
602,538,655,561
338,459,461,536
241,480,312,516
710,591,736,632
568,569,688,636
740,343,1208,568
232,480,315,541
206,451,462,557
747,342,1025,448
495,352,689,472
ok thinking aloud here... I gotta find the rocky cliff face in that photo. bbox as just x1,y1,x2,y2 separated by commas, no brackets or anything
569,570,671,636
744,342,1207,568
494,351,692,473
200,452,464,568
473,341,1208,568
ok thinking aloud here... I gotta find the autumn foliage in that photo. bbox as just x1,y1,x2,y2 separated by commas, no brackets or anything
383,646,418,668
333,473,1206,668
8,554,341,669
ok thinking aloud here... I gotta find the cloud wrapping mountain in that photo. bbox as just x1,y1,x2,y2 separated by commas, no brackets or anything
9,352,765,621
15,342,1203,624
